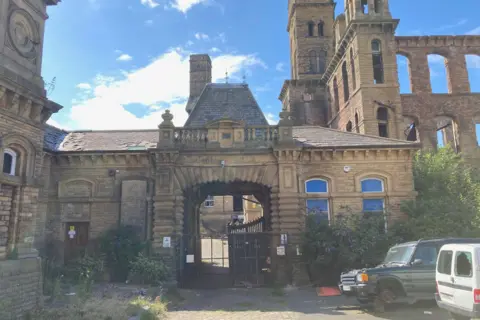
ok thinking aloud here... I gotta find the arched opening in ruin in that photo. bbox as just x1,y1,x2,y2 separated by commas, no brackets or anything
396,54,412,94
178,180,273,289
427,54,449,93
466,54,480,93
434,116,459,152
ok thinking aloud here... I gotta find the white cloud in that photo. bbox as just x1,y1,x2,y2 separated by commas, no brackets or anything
428,54,445,64
216,32,227,43
194,33,209,41
141,0,159,8
47,118,71,131
76,83,92,90
276,62,285,72
145,20,154,26
467,26,480,35
265,113,278,125
64,49,266,130
210,47,221,53
170,0,208,13
117,54,133,62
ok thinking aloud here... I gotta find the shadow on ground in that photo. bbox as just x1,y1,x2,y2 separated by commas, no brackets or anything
168,288,451,319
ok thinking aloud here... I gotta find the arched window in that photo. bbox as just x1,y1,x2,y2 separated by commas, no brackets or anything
318,22,324,37
342,61,350,101
361,178,384,193
309,50,318,73
354,112,360,133
361,178,386,230
204,195,215,208
318,51,327,73
377,107,389,137
350,48,357,89
3,148,16,176
308,22,315,37
333,77,340,113
305,179,329,223
346,121,353,132
372,40,384,84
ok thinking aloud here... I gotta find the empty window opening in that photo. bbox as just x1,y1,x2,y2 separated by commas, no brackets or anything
233,195,243,212
309,51,318,73
455,252,473,278
372,40,384,84
435,116,459,152
342,62,350,102
397,54,412,94
346,121,353,132
361,0,369,14
355,113,360,133
428,54,449,93
374,0,382,13
377,107,389,138
350,48,357,89
333,78,340,113
3,148,16,176
476,122,480,146
318,22,324,37
318,51,327,73
308,22,314,36
466,54,480,93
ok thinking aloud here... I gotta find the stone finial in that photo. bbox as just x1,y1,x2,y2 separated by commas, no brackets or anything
278,110,293,127
159,110,174,128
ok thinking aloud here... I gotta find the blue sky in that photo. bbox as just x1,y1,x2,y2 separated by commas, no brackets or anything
42,0,480,130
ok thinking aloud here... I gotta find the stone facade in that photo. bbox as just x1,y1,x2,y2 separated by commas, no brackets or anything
0,0,477,299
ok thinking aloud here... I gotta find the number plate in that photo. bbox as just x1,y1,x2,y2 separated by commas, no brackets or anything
343,285,351,291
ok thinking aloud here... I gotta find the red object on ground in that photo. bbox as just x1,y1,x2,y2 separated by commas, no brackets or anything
317,286,341,297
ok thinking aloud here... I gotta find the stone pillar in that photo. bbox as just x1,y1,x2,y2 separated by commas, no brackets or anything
445,53,470,94
15,186,40,259
409,54,432,94
157,110,175,148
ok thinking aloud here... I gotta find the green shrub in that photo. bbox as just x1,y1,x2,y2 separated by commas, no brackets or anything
129,254,169,285
98,226,146,282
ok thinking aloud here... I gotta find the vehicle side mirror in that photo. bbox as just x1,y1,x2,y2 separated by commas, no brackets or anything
411,258,423,266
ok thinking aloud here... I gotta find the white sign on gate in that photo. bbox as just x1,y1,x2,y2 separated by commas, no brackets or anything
186,254,194,263
276,246,286,256
163,237,171,248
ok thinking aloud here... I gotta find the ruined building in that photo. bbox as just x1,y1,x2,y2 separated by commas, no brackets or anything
0,0,478,315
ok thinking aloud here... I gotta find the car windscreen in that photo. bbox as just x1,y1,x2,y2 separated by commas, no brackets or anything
383,245,415,264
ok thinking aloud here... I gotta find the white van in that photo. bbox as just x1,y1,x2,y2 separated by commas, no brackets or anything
436,243,480,320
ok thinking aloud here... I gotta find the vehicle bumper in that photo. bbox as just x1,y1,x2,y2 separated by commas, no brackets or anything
338,283,376,301
435,293,480,318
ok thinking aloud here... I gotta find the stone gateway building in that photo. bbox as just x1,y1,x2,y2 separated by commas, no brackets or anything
0,0,479,315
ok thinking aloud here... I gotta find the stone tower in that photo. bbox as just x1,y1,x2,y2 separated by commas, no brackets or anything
279,0,335,126
186,54,212,114
326,0,404,139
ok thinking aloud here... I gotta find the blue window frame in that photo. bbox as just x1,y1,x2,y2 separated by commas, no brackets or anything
305,179,328,193
361,178,384,193
363,199,384,212
306,199,329,223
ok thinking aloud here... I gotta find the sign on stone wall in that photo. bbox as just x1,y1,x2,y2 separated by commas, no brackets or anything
61,203,90,220
95,178,114,197
121,180,147,240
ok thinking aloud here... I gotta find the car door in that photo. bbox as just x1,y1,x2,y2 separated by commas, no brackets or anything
436,248,455,303
452,248,474,314
409,244,438,296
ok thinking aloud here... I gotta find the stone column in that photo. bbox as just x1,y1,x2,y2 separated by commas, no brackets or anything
15,186,40,259
409,54,432,94
445,53,470,94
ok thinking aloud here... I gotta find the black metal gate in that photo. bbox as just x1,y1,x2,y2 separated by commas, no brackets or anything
177,217,273,288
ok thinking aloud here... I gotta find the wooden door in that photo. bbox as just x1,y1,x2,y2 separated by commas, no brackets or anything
64,222,89,263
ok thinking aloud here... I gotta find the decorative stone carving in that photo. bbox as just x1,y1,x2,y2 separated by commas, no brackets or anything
10,93,20,114
59,179,94,198
7,9,39,60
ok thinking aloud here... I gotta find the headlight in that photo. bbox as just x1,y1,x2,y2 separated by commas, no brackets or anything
356,273,369,283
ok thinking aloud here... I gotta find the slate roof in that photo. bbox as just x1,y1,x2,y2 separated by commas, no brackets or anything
43,125,418,152
292,126,419,148
184,83,269,127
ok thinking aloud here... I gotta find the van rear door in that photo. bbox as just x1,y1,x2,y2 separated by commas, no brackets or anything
452,247,475,314
436,248,455,303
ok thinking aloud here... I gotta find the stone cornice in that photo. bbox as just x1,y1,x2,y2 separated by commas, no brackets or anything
396,35,480,50
52,153,150,167
298,148,418,162
278,79,324,102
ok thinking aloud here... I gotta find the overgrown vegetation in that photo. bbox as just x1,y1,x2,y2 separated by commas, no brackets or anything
301,147,480,285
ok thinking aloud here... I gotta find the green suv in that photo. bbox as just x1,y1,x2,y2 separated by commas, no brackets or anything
338,238,480,311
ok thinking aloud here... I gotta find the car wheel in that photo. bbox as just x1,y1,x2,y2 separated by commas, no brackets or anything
449,312,469,320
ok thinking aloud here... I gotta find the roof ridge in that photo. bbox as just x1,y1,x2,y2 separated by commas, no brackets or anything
67,129,159,133
293,126,414,144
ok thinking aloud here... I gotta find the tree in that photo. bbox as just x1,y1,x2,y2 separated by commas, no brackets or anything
399,147,480,239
